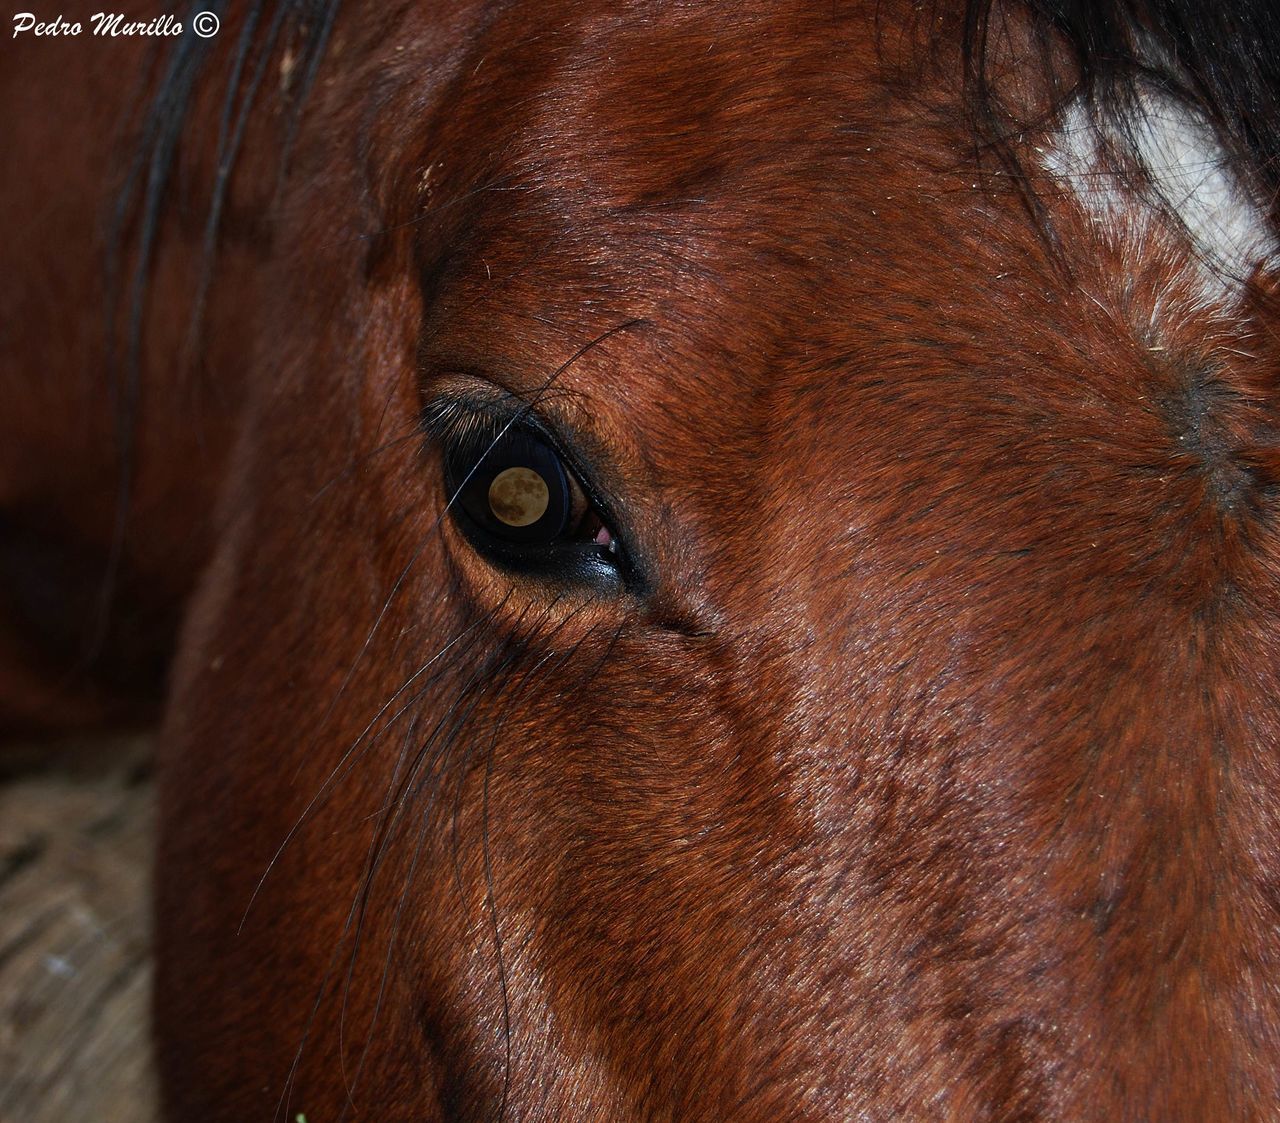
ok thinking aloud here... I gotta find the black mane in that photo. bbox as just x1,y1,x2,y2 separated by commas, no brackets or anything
966,0,1280,220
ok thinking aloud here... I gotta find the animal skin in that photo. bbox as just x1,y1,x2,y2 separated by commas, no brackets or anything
3,1,1280,1119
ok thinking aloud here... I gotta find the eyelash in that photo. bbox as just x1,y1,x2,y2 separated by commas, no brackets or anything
421,396,519,451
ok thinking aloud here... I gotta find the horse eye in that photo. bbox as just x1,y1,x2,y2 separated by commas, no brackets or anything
441,421,621,583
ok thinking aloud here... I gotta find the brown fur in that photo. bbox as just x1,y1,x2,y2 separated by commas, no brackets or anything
4,1,1280,1119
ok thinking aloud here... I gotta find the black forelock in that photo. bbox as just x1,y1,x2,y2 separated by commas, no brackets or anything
961,0,1280,220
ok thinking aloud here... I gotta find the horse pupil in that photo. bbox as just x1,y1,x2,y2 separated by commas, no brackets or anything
488,465,550,527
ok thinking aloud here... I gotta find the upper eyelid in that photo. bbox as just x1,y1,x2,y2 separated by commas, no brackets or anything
421,389,619,516
420,390,535,445
422,387,606,487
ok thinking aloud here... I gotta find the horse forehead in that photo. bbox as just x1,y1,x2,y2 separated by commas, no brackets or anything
417,0,1049,381
413,0,957,216
435,63,1047,420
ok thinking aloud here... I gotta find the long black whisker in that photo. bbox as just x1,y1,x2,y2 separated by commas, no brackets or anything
273,653,508,1123
315,614,540,1120
240,598,507,933
478,614,617,1122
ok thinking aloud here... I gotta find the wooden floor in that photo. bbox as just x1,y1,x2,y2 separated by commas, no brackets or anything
0,737,158,1123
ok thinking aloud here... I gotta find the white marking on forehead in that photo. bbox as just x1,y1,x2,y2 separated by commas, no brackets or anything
1042,89,1277,305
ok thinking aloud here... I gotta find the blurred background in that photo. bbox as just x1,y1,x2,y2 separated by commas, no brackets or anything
0,736,157,1121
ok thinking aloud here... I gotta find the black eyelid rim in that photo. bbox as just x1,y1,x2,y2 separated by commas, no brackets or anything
420,385,646,591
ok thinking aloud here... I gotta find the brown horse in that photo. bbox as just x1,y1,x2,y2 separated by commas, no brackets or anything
5,0,1280,1118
